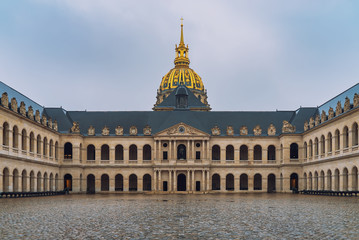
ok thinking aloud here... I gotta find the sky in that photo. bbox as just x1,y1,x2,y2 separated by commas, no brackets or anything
0,0,358,111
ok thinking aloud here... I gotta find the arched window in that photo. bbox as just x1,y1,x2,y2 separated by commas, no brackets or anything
335,129,340,150
2,122,9,146
177,144,186,160
226,145,234,160
129,145,138,160
143,144,152,160
64,142,73,159
115,145,123,160
267,145,276,160
226,174,234,191
87,144,95,160
115,174,123,191
36,135,41,154
343,126,349,148
129,174,137,191
290,173,299,190
253,145,262,160
143,174,152,191
314,138,319,156
101,174,109,191
211,145,220,160
240,174,248,190
64,174,72,191
49,140,53,157
43,137,48,156
327,132,333,152
211,174,220,190
254,174,262,190
352,122,358,146
320,135,325,154
55,141,59,159
240,145,248,160
101,144,109,160
12,126,19,148
267,174,276,192
21,129,27,151
290,143,298,159
304,142,307,158
309,140,313,157
29,132,35,152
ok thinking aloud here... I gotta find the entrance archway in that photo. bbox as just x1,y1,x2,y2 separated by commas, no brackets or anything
143,174,152,191
267,174,276,193
177,173,186,191
87,174,95,193
290,173,298,190
64,174,72,191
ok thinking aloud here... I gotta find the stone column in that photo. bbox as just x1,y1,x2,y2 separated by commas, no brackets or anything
202,170,205,191
169,170,172,192
158,170,161,191
174,170,177,191
206,141,210,160
36,176,42,192
174,140,177,160
202,140,205,160
186,170,190,191
349,172,355,191
158,140,162,161
348,130,353,150
234,176,239,191
191,141,195,159
18,174,23,192
154,141,157,161
169,141,172,161
206,171,210,191
109,147,115,164
191,170,195,191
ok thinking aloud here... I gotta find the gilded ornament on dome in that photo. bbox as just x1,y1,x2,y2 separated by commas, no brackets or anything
28,106,34,120
227,126,234,136
10,98,17,112
102,126,109,136
253,125,262,136
88,126,95,136
35,110,41,123
335,101,342,116
321,110,326,123
309,117,314,128
20,101,26,116
328,107,334,120
267,124,276,136
1,92,8,108
304,121,309,131
282,120,296,133
115,126,123,136
344,97,351,112
143,125,152,136
314,115,320,126
240,126,248,136
71,122,80,133
354,93,359,108
211,126,220,136
130,126,137,136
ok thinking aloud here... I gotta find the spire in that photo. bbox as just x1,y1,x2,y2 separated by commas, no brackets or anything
174,18,190,67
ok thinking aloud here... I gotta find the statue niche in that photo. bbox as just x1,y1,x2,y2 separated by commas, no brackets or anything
177,144,186,160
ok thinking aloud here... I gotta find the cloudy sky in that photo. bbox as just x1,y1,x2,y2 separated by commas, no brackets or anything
1,0,358,111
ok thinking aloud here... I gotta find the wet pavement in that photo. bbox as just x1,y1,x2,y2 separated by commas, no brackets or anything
0,193,358,239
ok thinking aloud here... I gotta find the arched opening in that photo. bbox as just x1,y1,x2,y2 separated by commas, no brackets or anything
36,135,41,154
87,174,95,193
240,174,248,190
335,129,340,150
129,145,138,160
43,172,48,191
87,144,95,160
343,168,348,191
101,144,109,160
290,173,298,190
267,174,276,193
30,171,35,192
2,168,10,192
13,169,19,192
240,145,248,160
226,145,234,160
309,140,313,158
79,144,82,161
225,174,234,191
37,172,42,192
49,140,53,157
290,143,298,159
211,174,220,190
2,122,9,146
320,135,325,155
115,174,123,191
64,142,73,159
55,173,59,191
320,171,325,190
304,142,307,159
143,145,152,160
43,137,48,156
55,142,59,160
334,169,340,191
49,173,54,191
21,170,27,192
177,173,187,191
327,170,332,191
101,174,109,191
343,126,349,148
29,132,35,152
352,166,358,191
212,145,220,160
327,132,333,152
115,145,124,160
143,174,152,191
253,145,262,160
280,173,283,191
64,174,72,191
12,126,19,149
267,145,276,160
254,174,262,190
303,173,307,190
129,174,137,191
177,144,186,160
308,172,313,190
314,138,319,156
352,123,359,146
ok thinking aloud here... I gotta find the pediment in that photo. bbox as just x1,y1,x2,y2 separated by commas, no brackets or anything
155,122,209,137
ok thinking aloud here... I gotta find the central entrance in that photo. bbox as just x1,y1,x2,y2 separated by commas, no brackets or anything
177,173,186,191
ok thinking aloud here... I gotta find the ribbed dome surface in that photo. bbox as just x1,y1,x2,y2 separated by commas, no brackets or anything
160,67,204,92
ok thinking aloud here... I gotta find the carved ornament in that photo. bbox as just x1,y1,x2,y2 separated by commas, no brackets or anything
354,93,359,108
53,120,58,131
115,125,123,136
130,126,137,136
88,126,95,136
211,126,220,136
143,125,151,136
344,97,351,112
328,107,334,120
11,98,17,112
240,126,248,136
20,102,26,116
335,101,342,116
227,126,234,136
1,92,8,108
267,124,276,136
253,125,262,136
315,114,320,126
304,121,309,131
28,106,34,120
48,118,53,129
41,115,47,126
282,120,296,133
321,110,326,123
71,122,80,133
309,117,314,128
35,110,41,123
102,126,109,136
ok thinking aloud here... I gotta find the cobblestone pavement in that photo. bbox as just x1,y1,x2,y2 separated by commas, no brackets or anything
0,193,358,239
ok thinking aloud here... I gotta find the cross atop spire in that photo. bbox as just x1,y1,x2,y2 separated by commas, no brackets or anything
180,17,184,45
174,18,190,67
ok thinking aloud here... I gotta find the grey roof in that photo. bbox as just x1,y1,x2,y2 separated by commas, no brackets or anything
44,107,318,136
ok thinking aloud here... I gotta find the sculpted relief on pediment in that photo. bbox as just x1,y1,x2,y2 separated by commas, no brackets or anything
156,122,208,137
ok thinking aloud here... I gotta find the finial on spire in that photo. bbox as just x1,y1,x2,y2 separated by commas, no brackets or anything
180,17,184,45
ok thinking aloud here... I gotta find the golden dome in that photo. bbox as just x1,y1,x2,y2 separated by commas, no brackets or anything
159,19,205,93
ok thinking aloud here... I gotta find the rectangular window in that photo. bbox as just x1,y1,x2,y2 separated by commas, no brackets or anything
163,151,168,160
196,151,201,159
